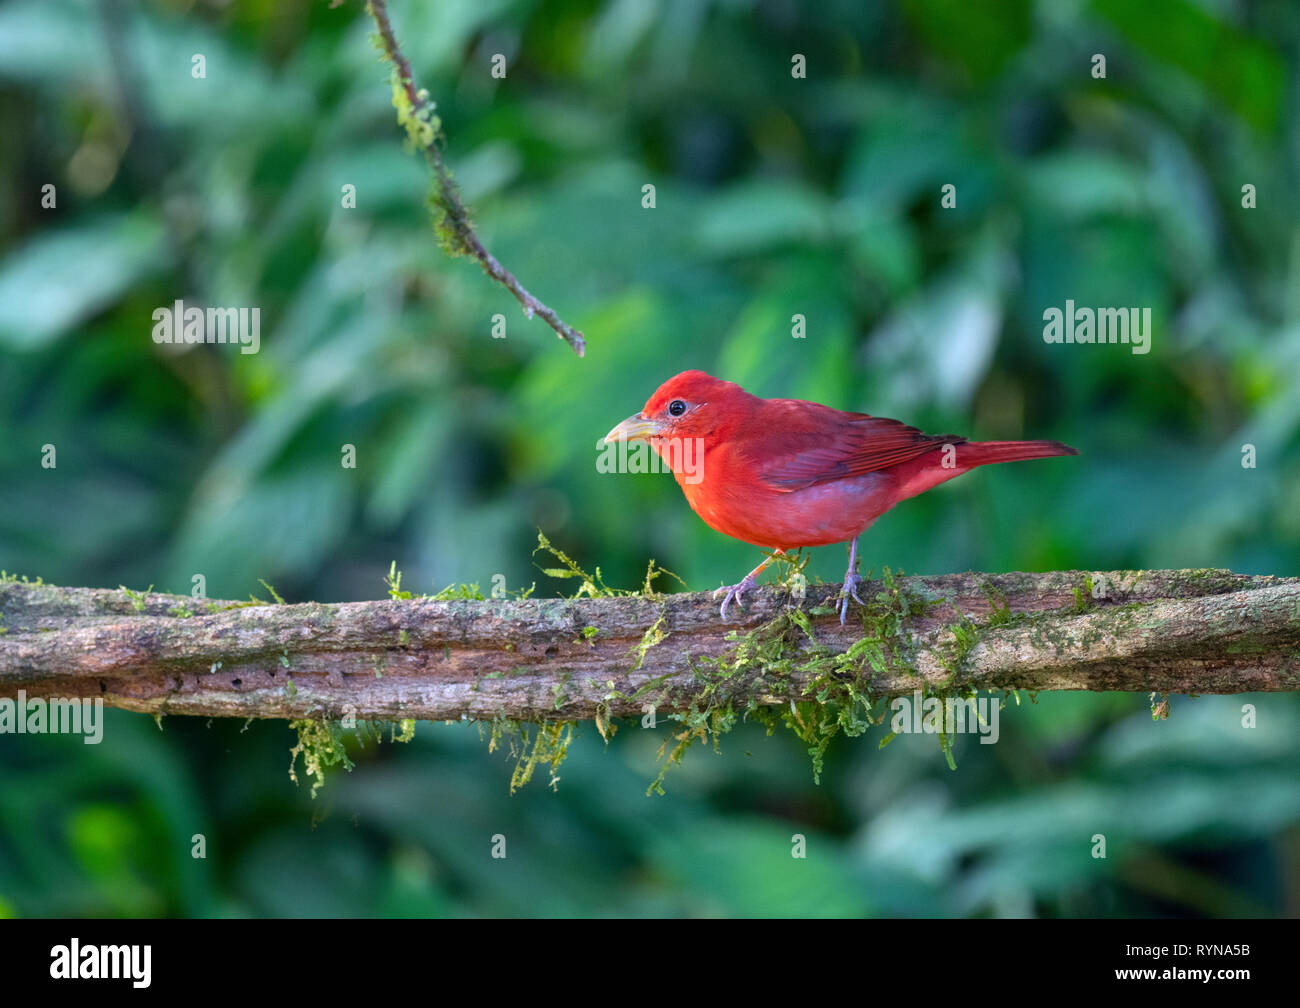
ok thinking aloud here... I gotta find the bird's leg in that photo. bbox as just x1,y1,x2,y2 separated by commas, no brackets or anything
839,537,866,625
714,549,786,620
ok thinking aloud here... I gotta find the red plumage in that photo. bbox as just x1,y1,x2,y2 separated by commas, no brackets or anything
605,370,1077,621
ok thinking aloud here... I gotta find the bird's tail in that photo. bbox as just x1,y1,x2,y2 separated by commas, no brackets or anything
958,439,1078,466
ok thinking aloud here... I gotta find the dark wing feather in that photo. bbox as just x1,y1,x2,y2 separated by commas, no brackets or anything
746,399,965,492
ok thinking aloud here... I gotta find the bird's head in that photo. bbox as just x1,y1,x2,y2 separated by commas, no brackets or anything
603,370,749,447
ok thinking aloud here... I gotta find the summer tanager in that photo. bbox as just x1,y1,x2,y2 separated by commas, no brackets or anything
604,370,1077,623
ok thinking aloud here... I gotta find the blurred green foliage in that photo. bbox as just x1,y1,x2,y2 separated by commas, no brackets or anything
1,0,1298,917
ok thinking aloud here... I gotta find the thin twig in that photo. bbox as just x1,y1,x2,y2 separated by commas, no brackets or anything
364,0,587,356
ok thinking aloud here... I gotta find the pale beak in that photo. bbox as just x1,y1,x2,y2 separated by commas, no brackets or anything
604,413,663,444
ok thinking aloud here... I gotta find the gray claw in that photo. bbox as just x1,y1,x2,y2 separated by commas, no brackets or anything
714,576,756,621
839,571,866,625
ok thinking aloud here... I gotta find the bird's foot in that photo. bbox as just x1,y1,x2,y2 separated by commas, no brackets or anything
838,569,866,625
714,574,758,621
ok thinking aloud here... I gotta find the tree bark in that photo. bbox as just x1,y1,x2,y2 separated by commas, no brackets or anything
2,570,1298,722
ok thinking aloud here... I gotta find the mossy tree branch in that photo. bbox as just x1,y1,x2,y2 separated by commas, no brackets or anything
2,570,1298,722
364,0,587,356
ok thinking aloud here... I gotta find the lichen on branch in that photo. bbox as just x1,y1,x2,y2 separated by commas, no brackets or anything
3,565,1299,793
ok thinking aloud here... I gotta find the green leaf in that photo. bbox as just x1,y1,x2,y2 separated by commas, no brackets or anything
0,214,166,350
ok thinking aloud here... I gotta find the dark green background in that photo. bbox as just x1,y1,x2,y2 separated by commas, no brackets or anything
1,0,1297,916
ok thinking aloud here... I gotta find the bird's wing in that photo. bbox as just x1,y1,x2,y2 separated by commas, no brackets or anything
747,400,965,492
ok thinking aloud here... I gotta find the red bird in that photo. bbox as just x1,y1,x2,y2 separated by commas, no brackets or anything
605,370,1077,623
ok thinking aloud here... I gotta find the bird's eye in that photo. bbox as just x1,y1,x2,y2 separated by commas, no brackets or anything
668,399,687,417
